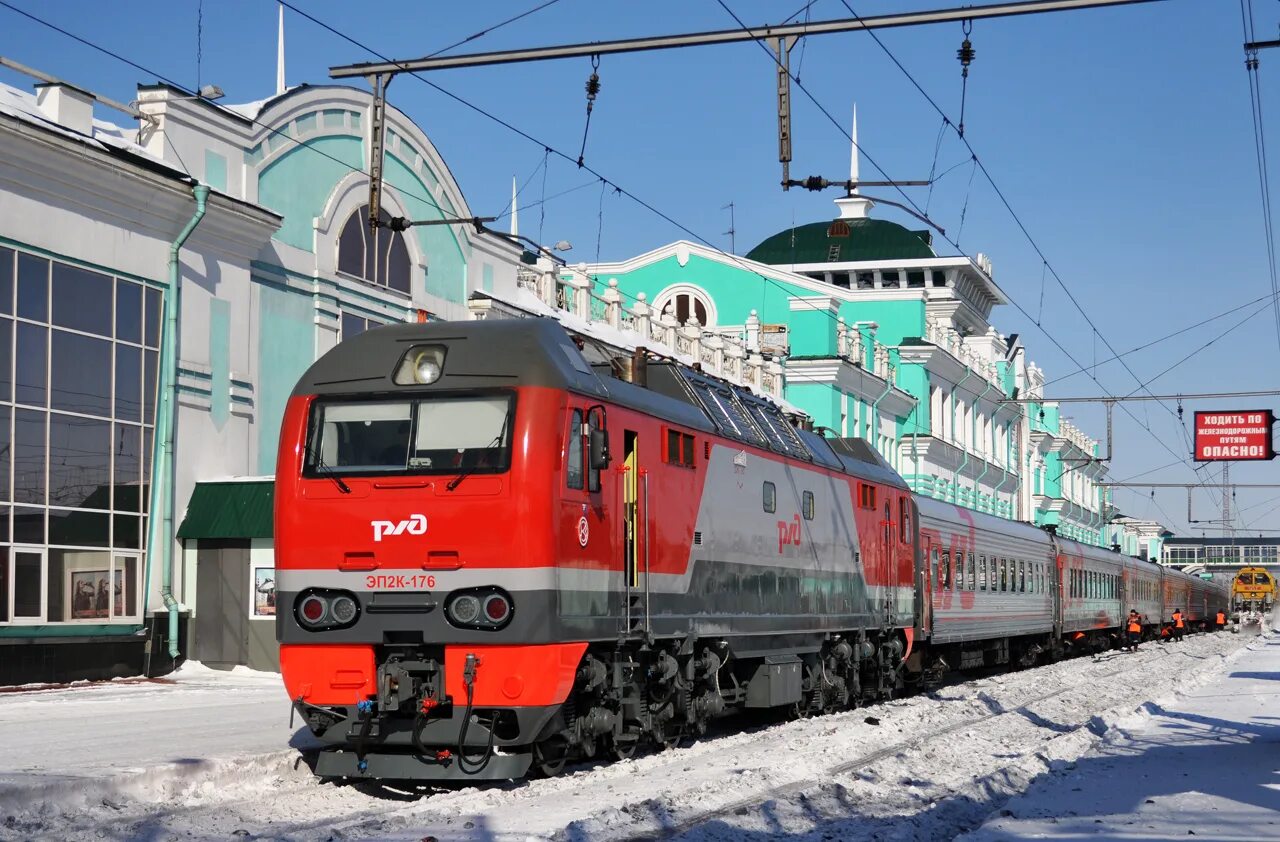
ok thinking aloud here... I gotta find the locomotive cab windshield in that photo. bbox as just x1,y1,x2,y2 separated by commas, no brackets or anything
304,392,515,477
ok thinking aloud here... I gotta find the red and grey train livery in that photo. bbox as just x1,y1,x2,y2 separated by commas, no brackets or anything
274,318,1229,781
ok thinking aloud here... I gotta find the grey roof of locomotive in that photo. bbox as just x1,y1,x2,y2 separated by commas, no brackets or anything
292,316,907,490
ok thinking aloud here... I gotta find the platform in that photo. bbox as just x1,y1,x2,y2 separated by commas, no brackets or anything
963,628,1280,841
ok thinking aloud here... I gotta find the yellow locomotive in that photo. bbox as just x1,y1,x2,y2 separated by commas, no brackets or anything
1232,566,1276,613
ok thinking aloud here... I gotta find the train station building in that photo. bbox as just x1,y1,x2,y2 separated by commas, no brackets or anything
1161,536,1279,586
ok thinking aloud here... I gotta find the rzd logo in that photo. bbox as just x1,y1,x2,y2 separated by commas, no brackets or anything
371,514,427,542
777,514,802,553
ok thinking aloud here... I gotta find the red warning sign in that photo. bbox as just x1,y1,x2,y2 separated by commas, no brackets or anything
1193,411,1275,461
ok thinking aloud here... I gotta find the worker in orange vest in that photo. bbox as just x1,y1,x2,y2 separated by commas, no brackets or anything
1171,608,1185,643
1215,610,1227,631
1126,609,1142,651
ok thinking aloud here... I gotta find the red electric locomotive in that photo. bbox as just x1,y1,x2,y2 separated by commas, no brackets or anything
276,318,917,781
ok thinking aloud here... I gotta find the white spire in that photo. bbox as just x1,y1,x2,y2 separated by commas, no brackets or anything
276,3,286,96
510,176,519,237
834,103,874,220
850,102,860,184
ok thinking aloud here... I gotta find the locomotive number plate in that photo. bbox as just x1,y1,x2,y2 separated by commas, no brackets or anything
364,574,437,590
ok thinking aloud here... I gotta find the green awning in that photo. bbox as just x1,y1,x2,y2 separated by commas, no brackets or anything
177,480,274,540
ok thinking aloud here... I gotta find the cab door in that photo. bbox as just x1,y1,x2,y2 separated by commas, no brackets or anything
621,428,645,633
556,405,613,618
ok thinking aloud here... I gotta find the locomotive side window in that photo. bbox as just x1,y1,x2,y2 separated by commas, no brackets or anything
567,410,585,490
763,481,777,513
858,483,876,509
664,428,696,468
802,491,815,520
586,415,602,492
899,498,911,542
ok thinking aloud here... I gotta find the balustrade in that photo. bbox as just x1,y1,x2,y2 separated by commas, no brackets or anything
489,263,785,399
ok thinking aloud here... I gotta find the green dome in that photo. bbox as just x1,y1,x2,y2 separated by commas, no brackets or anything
746,217,935,265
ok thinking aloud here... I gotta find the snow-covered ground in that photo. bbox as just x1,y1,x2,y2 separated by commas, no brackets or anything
0,629,1260,842
960,627,1280,841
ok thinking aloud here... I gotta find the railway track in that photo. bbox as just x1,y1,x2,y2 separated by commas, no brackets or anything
619,652,1152,834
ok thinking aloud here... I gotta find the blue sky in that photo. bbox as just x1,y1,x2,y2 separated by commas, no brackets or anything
2,0,1278,535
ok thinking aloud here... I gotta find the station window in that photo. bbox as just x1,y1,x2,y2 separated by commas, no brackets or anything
337,206,412,294
802,491,815,520
0,249,156,628
763,481,777,514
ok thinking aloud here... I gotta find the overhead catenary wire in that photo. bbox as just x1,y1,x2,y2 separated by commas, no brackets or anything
1118,299,1276,399
1239,0,1280,358
420,0,565,60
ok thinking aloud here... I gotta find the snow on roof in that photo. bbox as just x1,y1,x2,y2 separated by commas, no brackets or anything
222,85,304,121
0,80,184,175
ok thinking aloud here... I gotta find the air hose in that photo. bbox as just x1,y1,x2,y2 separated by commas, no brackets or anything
456,653,497,775
353,699,375,772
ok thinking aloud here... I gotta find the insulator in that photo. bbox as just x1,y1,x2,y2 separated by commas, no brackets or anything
585,72,601,101
957,39,975,70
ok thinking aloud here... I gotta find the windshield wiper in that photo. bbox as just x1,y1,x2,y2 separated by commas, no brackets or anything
446,418,509,492
306,440,351,494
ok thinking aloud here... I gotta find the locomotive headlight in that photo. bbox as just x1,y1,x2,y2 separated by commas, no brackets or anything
415,357,442,384
448,594,482,625
394,345,446,386
330,594,359,625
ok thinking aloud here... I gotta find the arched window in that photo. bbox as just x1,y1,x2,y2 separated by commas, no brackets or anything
337,206,412,294
656,287,714,327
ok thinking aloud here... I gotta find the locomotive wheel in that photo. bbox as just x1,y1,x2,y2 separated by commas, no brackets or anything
654,720,684,750
608,733,641,761
532,737,569,777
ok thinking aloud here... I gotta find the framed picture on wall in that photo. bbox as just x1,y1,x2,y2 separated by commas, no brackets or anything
253,567,276,617
70,570,111,619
